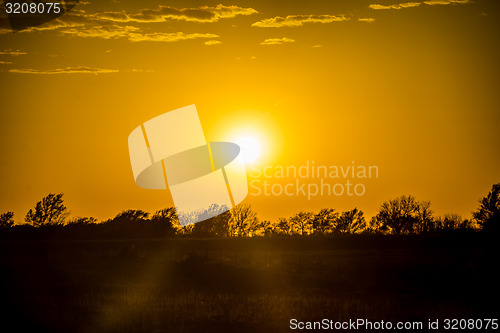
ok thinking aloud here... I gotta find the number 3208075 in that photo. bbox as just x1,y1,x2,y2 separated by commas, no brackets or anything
5,2,62,14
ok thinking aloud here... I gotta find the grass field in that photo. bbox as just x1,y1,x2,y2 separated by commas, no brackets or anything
1,235,498,332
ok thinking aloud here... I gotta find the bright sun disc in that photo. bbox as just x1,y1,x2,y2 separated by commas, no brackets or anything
235,136,261,164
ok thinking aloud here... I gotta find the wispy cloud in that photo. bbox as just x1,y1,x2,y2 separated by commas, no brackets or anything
124,69,154,73
1,5,237,43
369,2,420,10
0,49,27,55
59,24,219,42
358,18,376,23
252,15,349,28
424,0,470,5
9,66,119,74
57,24,140,39
6,13,220,43
0,60,13,64
260,37,295,45
204,40,222,45
369,0,470,9
92,4,258,23
127,32,218,43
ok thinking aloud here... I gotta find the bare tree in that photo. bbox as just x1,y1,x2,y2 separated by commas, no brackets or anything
416,201,433,233
25,193,68,227
336,208,366,234
251,219,273,237
435,214,462,232
275,217,291,235
434,214,476,232
289,211,313,235
312,209,338,234
229,204,258,236
372,195,422,234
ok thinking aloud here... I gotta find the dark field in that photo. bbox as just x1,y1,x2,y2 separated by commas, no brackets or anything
1,235,498,332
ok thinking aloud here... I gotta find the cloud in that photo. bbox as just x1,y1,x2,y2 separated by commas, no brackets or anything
369,2,420,10
0,4,257,34
358,18,376,23
127,32,218,43
0,49,27,55
0,60,13,64
252,14,349,28
204,40,222,45
369,0,470,9
6,8,222,43
58,23,219,42
58,24,140,39
92,4,258,23
125,69,154,73
423,0,470,5
260,37,295,45
9,66,119,74
17,10,101,33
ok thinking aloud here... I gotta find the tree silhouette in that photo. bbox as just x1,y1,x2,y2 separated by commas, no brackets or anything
229,204,258,236
473,183,500,233
434,214,473,232
25,193,68,227
6,187,495,238
312,209,338,235
68,217,97,225
210,210,232,237
372,195,428,234
177,204,229,226
416,201,433,233
336,208,366,234
111,209,149,223
191,209,232,237
290,211,313,235
275,217,291,235
0,211,14,228
151,207,180,236
258,220,274,236
245,219,273,237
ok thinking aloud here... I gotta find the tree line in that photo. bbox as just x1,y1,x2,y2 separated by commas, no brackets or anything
1,183,498,238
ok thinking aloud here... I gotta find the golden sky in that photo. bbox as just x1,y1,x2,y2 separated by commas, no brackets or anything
0,0,499,223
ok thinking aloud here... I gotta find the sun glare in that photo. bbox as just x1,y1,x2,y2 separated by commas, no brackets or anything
235,136,261,164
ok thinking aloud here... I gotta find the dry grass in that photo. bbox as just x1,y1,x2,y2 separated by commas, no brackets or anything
1,236,497,332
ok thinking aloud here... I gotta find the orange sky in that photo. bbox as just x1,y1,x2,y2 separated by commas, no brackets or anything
0,0,499,223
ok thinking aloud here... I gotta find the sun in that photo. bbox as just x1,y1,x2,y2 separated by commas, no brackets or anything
235,136,261,164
